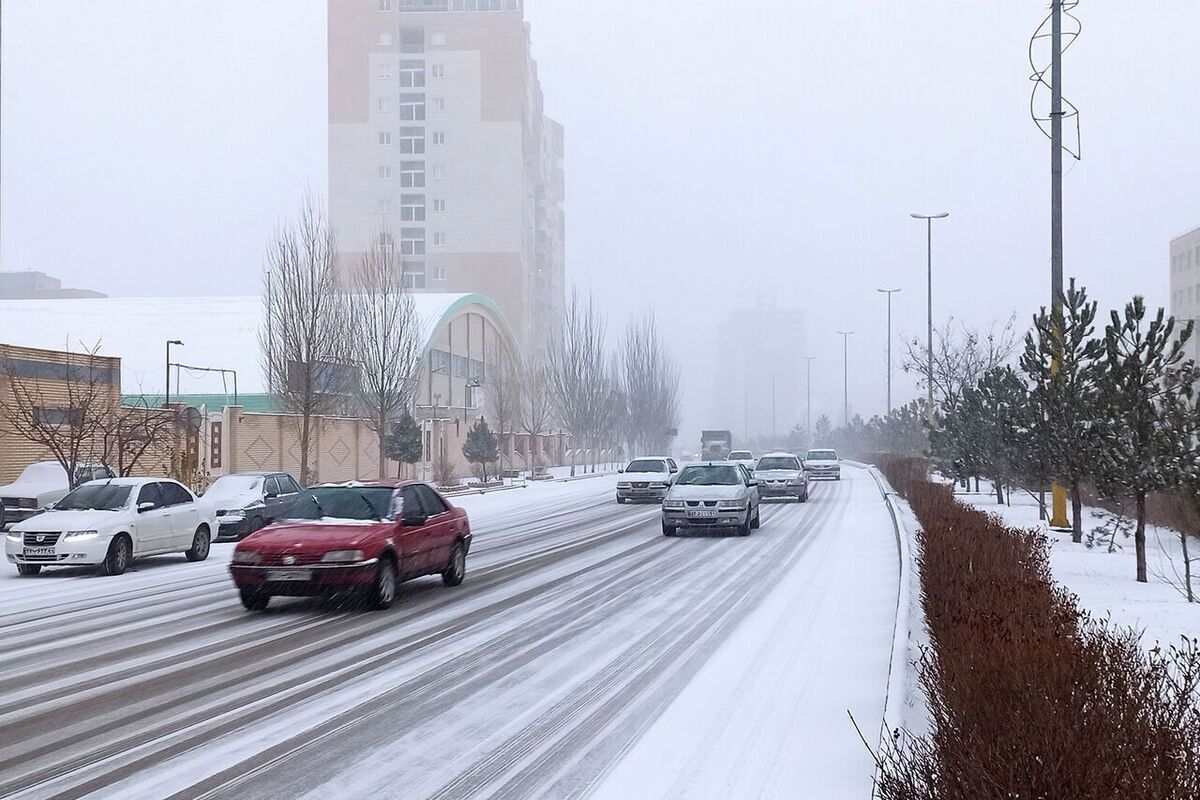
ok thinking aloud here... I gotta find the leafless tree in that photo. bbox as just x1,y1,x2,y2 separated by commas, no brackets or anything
619,311,681,456
485,340,522,472
547,288,610,476
902,314,1020,412
519,354,556,471
0,342,115,488
259,193,354,485
98,398,179,477
346,233,422,477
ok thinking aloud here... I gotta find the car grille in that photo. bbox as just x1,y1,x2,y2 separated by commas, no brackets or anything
633,482,648,489
21,553,71,562
258,552,324,566
23,532,62,547
684,500,719,507
3,497,37,509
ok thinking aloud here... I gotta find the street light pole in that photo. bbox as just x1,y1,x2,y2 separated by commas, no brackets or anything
836,331,854,427
1048,0,1072,530
165,340,183,407
803,356,816,439
770,374,777,440
877,288,902,415
910,212,949,422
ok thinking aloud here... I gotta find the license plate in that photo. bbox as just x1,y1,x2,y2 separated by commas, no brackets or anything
686,509,717,519
265,569,312,582
23,546,55,556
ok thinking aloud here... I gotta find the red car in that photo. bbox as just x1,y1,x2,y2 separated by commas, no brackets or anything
228,480,471,611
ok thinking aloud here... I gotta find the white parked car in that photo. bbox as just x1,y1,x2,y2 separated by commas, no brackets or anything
0,461,114,529
616,456,679,503
804,449,842,480
5,477,218,576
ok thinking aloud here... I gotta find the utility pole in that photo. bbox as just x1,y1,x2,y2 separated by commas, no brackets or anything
877,288,902,414
837,331,854,427
803,356,816,441
1048,0,1071,530
770,374,777,440
910,213,949,422
165,340,183,407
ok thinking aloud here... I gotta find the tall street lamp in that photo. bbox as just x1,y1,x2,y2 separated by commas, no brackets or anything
877,288,902,415
803,356,816,439
910,212,949,422
165,340,184,407
769,374,778,440
837,331,854,427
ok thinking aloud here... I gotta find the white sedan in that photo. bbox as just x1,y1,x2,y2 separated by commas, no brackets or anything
4,477,218,576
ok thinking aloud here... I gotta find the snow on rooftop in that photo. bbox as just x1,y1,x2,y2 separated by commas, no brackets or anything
0,293,480,395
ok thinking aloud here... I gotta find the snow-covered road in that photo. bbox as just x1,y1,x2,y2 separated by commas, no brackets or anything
0,468,898,799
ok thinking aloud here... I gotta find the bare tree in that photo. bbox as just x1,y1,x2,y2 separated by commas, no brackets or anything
619,311,681,456
902,315,1020,412
346,234,422,477
485,341,522,473
0,342,116,488
547,288,609,476
98,398,179,477
518,355,556,472
260,194,353,485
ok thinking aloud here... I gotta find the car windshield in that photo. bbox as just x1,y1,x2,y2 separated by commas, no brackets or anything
288,486,394,521
675,465,741,486
55,483,132,511
205,475,263,498
757,457,800,471
727,451,752,460
625,459,667,473
806,450,838,461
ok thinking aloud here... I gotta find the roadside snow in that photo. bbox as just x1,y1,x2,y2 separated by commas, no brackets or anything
960,491,1200,651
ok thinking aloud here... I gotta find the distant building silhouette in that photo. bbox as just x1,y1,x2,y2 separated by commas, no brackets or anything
0,271,106,300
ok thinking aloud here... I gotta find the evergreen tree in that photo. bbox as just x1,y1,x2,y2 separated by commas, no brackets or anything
463,417,500,483
1095,297,1194,583
959,367,1028,504
384,409,423,476
814,414,833,446
1018,279,1105,541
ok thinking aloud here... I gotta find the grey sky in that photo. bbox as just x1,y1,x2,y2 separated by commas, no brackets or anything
2,1,1199,440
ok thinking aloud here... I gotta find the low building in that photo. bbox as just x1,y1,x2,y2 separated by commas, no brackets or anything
1170,225,1200,362
0,271,106,300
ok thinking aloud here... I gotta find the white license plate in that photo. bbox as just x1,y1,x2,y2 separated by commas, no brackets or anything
265,569,312,582
23,546,55,556
686,509,717,519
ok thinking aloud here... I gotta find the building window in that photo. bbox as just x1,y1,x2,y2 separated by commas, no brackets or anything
403,261,427,290
378,131,392,145
401,228,426,256
432,131,446,145
432,264,447,281
378,0,393,10
399,93,426,121
399,60,425,88
431,32,447,46
378,165,392,180
35,406,84,427
398,127,425,154
400,27,424,54
399,160,425,187
378,63,393,80
376,97,392,113
431,349,451,374
401,194,426,221
433,231,446,247
431,64,446,78
432,96,446,111
432,164,445,180
378,231,395,248
378,32,394,47
433,198,447,213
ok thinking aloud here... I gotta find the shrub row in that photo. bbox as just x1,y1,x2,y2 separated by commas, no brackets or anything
875,457,1200,800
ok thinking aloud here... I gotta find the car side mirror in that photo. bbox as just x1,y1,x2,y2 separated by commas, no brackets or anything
748,479,759,487
265,492,278,500
617,468,624,474
137,501,156,513
401,512,428,527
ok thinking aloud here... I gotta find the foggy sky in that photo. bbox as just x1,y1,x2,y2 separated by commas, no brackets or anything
2,1,1199,445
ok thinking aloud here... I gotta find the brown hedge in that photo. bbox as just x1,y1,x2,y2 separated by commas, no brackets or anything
875,457,1200,800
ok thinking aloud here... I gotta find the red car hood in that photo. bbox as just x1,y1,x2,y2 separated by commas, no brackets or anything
241,519,387,551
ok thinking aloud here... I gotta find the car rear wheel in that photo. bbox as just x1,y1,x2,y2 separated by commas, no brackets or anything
185,526,211,562
240,589,270,611
442,541,466,587
102,535,132,576
16,564,41,576
367,558,398,610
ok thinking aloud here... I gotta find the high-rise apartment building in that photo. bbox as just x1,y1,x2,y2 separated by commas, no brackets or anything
328,0,565,352
1169,225,1200,361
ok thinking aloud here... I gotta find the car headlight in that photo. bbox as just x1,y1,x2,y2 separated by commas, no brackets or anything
617,482,631,489
5,532,21,542
63,530,100,540
663,500,685,509
219,509,246,519
232,550,262,564
718,500,747,509
322,549,365,563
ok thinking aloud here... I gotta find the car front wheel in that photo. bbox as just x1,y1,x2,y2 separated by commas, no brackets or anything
738,513,752,537
102,535,132,576
240,589,269,611
16,564,41,576
662,521,676,537
750,506,761,529
367,558,398,610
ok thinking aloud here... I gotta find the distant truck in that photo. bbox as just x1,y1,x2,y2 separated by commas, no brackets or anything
700,430,733,461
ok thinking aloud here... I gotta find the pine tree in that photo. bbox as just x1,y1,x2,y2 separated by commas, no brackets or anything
384,409,423,477
1095,297,1194,583
814,414,833,446
1018,279,1105,541
463,417,499,483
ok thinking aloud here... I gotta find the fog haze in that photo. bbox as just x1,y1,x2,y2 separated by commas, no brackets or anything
3,0,1198,444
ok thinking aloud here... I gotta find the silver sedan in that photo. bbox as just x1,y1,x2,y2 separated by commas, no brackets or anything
661,463,760,537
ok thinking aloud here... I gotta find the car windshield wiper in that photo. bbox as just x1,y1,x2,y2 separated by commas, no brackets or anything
356,492,381,520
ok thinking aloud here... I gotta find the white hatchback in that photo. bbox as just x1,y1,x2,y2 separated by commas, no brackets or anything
5,477,218,576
